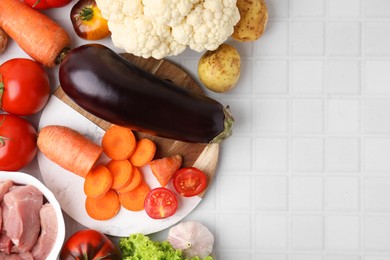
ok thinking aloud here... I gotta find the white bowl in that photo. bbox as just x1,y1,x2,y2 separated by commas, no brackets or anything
0,171,65,259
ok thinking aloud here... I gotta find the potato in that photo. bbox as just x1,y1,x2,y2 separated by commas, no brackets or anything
0,28,7,54
232,0,268,42
197,44,241,93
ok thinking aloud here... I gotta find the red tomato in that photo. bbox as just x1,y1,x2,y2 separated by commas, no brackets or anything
60,229,121,260
144,187,178,219
23,0,72,9
0,114,37,171
173,167,207,197
0,58,50,116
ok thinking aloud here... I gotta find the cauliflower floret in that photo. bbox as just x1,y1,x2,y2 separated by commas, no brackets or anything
96,0,240,59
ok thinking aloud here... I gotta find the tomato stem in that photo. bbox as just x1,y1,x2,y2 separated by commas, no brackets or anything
33,0,42,8
0,136,11,147
0,115,11,148
80,7,94,21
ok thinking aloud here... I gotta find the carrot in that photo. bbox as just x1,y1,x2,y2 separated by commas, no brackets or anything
118,181,151,211
84,164,113,198
102,125,137,160
106,159,133,190
129,138,157,167
85,189,120,220
37,125,103,178
116,166,143,193
0,0,71,68
150,155,182,187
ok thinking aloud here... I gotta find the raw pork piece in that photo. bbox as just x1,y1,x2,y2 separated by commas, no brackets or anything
2,185,43,253
0,180,13,231
0,180,13,201
0,251,33,260
31,203,58,260
0,232,13,254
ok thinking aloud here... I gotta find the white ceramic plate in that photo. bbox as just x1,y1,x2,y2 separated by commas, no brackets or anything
0,171,65,259
37,95,202,237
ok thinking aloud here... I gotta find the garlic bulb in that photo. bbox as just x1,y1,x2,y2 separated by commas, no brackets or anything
167,221,214,259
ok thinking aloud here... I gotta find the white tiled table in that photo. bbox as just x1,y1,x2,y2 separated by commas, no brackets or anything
3,0,390,259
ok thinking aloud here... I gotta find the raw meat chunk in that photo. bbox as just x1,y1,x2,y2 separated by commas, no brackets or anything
2,185,43,253
31,203,57,260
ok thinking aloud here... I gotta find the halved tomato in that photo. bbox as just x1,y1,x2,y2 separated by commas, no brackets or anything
173,167,207,197
144,187,178,219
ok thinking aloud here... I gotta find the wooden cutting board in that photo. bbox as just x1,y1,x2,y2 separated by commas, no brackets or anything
54,53,220,197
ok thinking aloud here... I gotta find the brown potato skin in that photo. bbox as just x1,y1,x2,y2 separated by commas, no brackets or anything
232,0,268,42
198,44,241,93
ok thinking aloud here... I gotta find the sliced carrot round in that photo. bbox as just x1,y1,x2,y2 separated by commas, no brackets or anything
84,164,113,198
119,181,151,211
129,138,156,167
117,166,143,193
106,159,133,190
85,189,120,220
102,125,136,160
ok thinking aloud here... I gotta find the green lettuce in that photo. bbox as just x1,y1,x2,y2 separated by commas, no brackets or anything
119,233,213,260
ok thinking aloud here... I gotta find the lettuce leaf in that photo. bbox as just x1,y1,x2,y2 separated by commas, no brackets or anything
119,233,213,260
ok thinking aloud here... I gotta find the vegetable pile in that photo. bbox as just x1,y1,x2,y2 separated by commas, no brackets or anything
0,0,270,257
37,124,210,221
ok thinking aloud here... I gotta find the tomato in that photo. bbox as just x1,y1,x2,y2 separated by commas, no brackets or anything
144,187,178,219
71,0,110,40
173,167,207,197
60,229,121,260
23,0,72,9
0,114,37,171
0,58,50,116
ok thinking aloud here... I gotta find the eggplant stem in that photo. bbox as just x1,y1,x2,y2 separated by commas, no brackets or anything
211,106,234,144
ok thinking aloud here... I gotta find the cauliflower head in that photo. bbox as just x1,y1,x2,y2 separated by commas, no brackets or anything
96,0,240,59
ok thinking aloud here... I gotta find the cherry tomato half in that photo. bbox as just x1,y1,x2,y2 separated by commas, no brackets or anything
0,114,37,171
173,167,207,197
0,58,50,116
144,187,178,219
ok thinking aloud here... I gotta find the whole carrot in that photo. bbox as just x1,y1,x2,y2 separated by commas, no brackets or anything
0,0,71,68
37,125,103,178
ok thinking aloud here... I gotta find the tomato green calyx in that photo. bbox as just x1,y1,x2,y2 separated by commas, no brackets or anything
0,81,4,108
0,116,11,147
0,136,11,147
32,0,41,8
80,7,94,21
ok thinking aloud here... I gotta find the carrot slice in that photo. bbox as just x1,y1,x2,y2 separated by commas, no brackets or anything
119,181,151,211
106,159,133,190
116,166,143,193
129,138,156,167
84,165,113,198
85,189,120,220
102,125,137,160
37,125,103,178
150,155,182,187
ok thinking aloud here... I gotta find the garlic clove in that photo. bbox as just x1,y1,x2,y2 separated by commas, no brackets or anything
167,221,214,259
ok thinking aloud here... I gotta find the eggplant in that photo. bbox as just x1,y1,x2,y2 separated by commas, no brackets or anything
59,44,234,144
